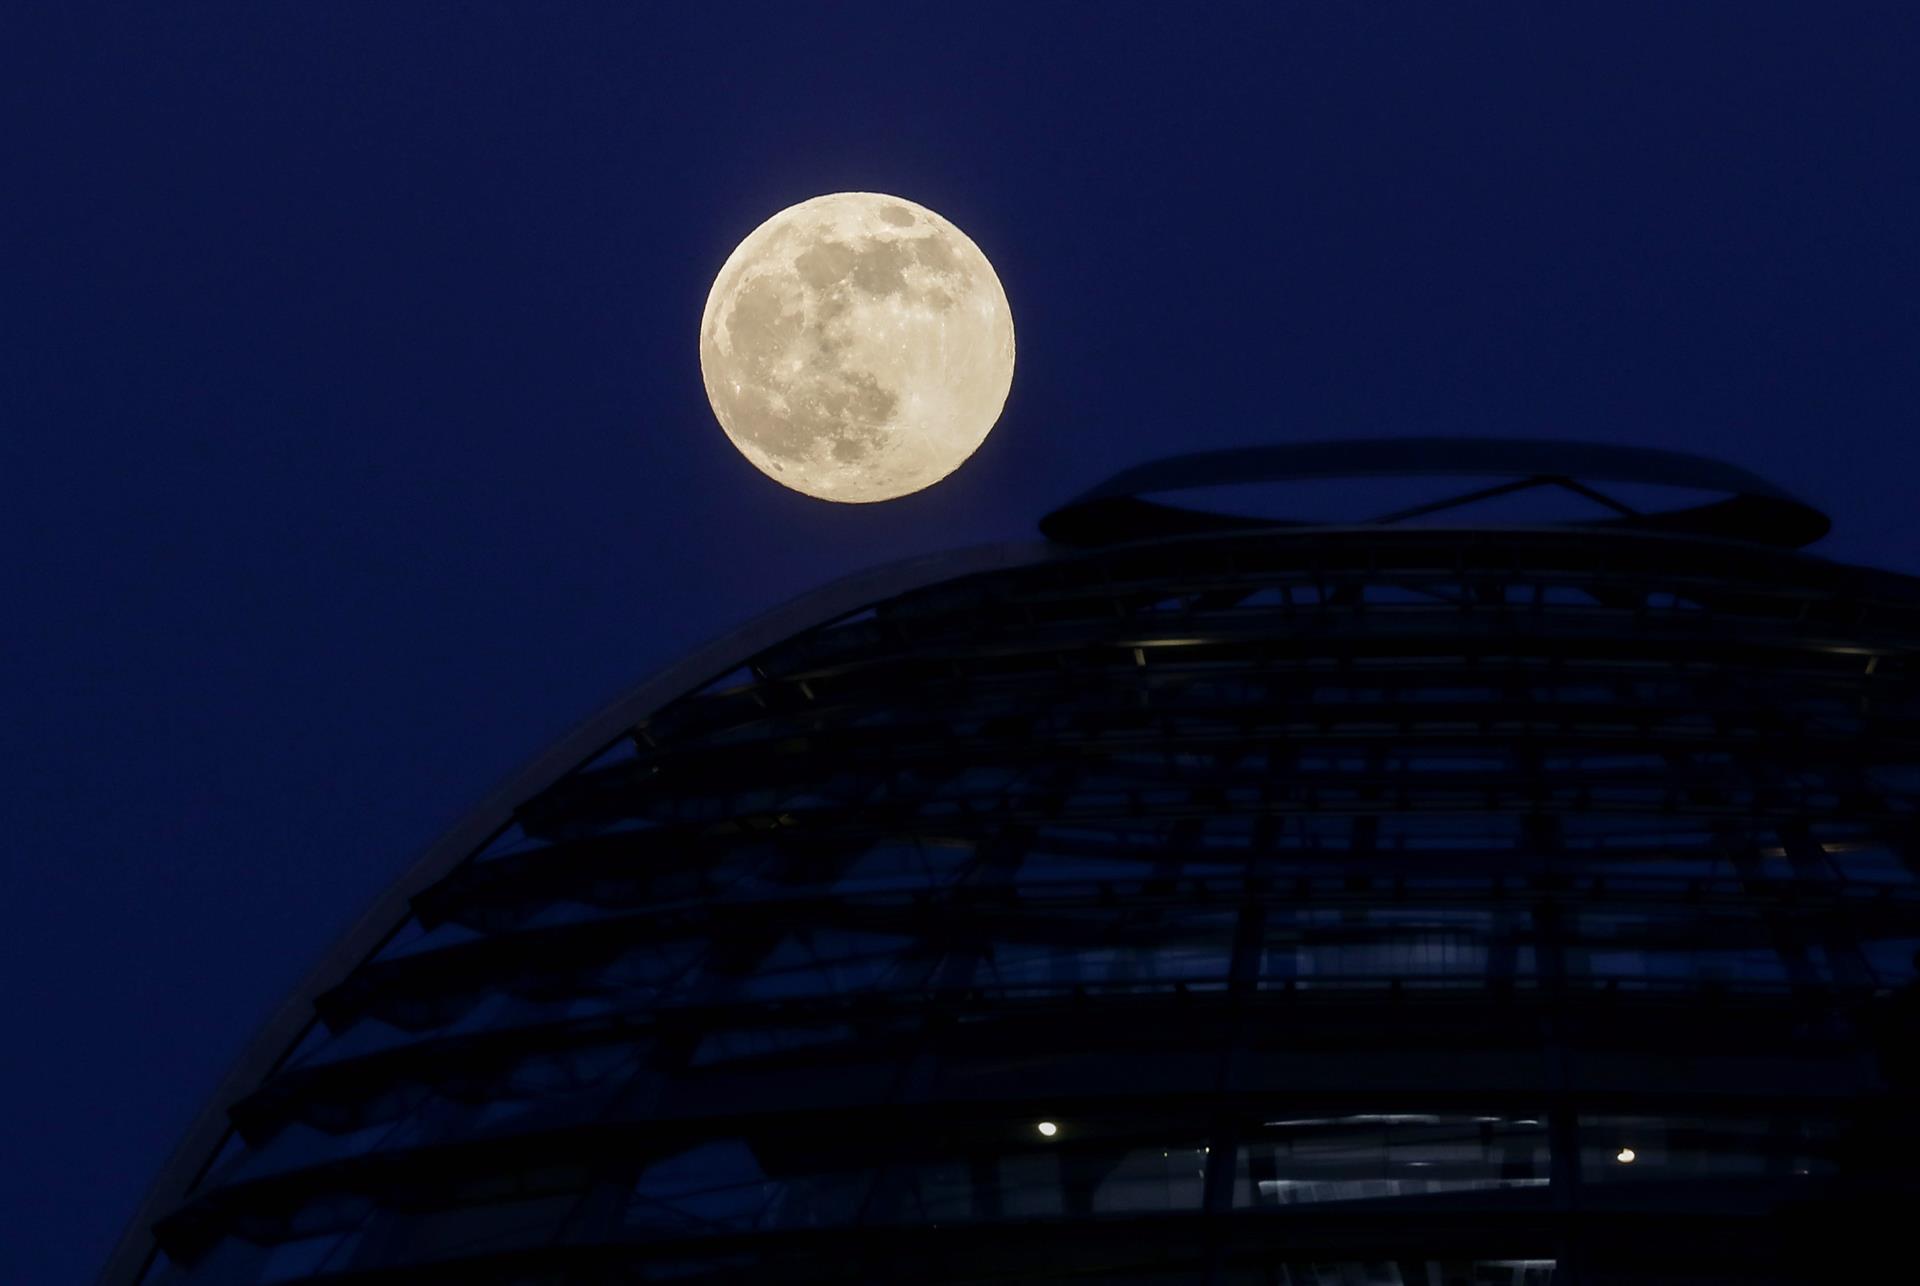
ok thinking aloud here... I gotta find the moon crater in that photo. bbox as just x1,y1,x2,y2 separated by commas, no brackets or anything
700,192,1015,503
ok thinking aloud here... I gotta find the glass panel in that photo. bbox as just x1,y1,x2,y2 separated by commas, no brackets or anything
1227,1264,1555,1286
735,929,924,999
627,1140,781,1234
1090,1144,1208,1213
1579,1114,1839,1183
829,838,977,892
1862,936,1920,985
622,1131,1209,1235
983,934,1232,990
1235,1115,1550,1207
1260,909,1533,989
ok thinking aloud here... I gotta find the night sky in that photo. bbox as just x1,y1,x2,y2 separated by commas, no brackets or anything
5,5,1920,1281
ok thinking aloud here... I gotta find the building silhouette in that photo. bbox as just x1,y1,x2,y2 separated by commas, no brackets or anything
106,441,1920,1285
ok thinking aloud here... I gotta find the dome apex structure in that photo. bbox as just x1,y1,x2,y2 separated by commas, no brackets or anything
108,441,1918,1286
1039,438,1830,548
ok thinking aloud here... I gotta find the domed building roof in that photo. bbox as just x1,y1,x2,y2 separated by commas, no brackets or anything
107,442,1920,1286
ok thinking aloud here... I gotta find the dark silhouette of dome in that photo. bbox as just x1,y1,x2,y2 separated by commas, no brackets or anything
107,442,1920,1286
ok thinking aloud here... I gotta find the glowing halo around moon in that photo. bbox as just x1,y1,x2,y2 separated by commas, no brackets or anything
699,192,1015,503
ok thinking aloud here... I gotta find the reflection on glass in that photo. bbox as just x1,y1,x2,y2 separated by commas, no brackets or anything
1235,1115,1549,1208
624,1135,1209,1234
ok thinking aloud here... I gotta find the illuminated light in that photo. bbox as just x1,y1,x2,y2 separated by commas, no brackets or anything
1036,1121,1058,1138
1616,1148,1636,1164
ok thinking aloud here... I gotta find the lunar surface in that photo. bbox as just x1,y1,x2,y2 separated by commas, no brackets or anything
699,192,1015,503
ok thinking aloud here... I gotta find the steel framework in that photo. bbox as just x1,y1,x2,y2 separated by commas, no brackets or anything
107,443,1920,1285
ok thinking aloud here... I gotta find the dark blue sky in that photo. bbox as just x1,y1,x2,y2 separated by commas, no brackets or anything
5,4,1919,1281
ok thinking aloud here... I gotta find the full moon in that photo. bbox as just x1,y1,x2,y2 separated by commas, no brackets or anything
699,192,1015,503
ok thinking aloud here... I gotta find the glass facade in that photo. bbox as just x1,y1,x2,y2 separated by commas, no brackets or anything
115,460,1920,1284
